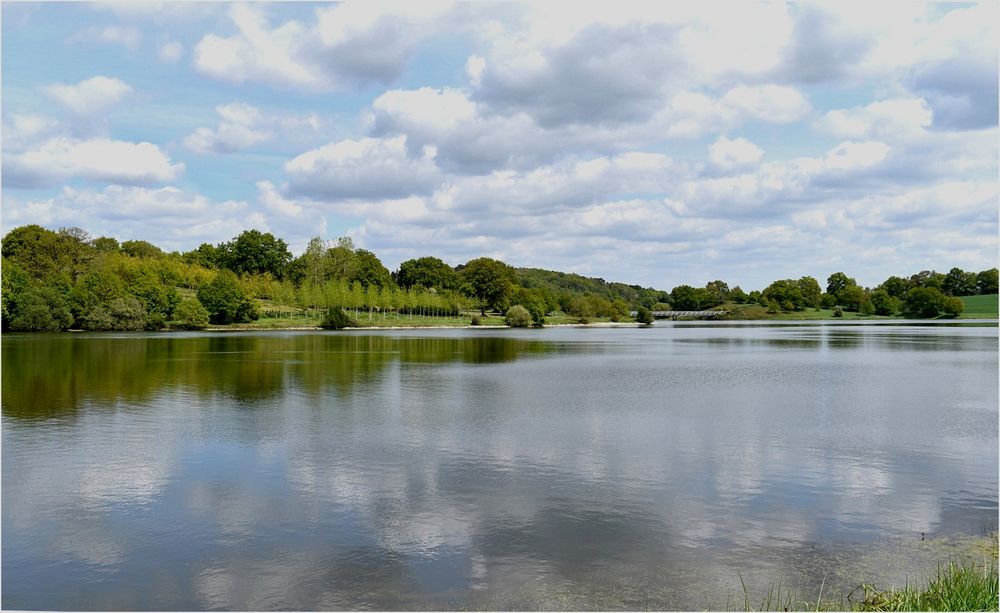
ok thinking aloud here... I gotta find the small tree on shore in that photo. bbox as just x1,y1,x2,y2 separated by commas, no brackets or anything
635,306,654,324
504,305,532,327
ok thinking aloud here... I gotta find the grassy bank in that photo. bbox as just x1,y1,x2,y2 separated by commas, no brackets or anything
730,534,999,612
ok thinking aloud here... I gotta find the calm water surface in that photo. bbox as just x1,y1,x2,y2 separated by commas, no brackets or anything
3,323,997,610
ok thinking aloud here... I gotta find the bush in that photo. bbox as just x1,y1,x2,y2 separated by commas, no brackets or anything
904,286,946,317
943,296,965,317
833,307,844,317
470,315,481,326
504,304,532,327
80,297,147,331
197,270,260,324
320,306,357,330
9,287,73,332
171,298,210,330
635,306,654,324
577,317,590,325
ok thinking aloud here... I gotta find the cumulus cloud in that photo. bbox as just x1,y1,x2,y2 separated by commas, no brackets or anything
284,136,441,200
44,76,133,115
192,3,451,90
3,137,184,187
818,98,932,140
184,103,270,154
1,185,262,250
709,136,764,171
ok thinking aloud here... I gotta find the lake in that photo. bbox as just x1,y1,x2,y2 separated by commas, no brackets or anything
2,323,997,610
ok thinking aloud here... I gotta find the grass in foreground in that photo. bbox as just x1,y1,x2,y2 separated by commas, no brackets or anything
730,561,999,612
853,562,998,611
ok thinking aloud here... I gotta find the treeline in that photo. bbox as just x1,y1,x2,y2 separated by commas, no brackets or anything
1,224,996,332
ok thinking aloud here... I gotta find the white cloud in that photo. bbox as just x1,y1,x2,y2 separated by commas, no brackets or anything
2,113,61,150
184,103,270,154
709,136,764,171
192,3,451,90
158,41,183,63
69,25,141,50
818,98,932,140
44,76,133,115
284,136,441,200
3,137,184,187
822,140,891,171
720,85,811,124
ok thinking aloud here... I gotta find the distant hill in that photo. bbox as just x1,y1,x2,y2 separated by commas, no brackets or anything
516,267,669,309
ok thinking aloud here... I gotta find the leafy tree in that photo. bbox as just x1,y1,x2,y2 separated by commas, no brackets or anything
2,224,82,280
870,289,901,316
320,306,357,330
826,272,856,298
762,279,805,311
172,298,210,330
670,285,703,310
126,269,179,321
510,286,548,325
326,236,357,280
942,267,977,296
504,305,532,327
879,276,910,299
976,268,998,295
1,258,30,329
218,230,292,278
71,269,126,322
635,306,654,324
350,249,393,289
942,296,965,317
396,256,458,290
729,286,748,304
909,270,945,290
819,292,837,309
121,240,165,259
460,257,515,314
838,285,869,312
9,287,73,331
91,236,120,253
197,270,260,324
704,280,730,305
183,243,221,269
904,286,946,317
80,296,147,331
797,276,822,308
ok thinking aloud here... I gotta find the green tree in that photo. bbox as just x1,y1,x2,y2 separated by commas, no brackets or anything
942,296,965,317
670,285,703,310
121,240,165,259
9,287,73,332
826,272,856,298
460,257,515,315
976,268,998,295
504,304,532,327
904,286,946,317
320,306,357,330
350,249,393,289
80,296,148,331
704,280,730,306
218,230,292,278
91,236,120,253
183,243,221,269
797,276,822,308
197,270,260,324
869,289,901,316
396,256,458,290
326,236,357,280
172,298,210,330
942,267,977,296
635,306,654,324
762,279,805,311
879,275,910,299
838,284,869,312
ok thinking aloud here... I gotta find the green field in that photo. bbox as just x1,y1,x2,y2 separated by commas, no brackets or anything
959,294,999,318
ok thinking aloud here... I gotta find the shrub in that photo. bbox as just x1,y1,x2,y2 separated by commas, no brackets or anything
80,297,147,331
504,304,532,327
833,307,844,318
9,287,73,332
171,298,210,330
943,296,965,317
635,306,654,324
320,306,357,330
197,270,260,324
470,315,481,326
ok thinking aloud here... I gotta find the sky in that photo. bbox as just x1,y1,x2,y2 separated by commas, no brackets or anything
1,1,997,291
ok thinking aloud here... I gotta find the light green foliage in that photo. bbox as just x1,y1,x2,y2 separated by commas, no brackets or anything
90,236,120,253
172,298,210,330
854,562,998,611
504,305,532,327
197,270,260,324
120,239,164,259
761,279,806,311
942,295,965,317
635,306,654,324
838,284,869,312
